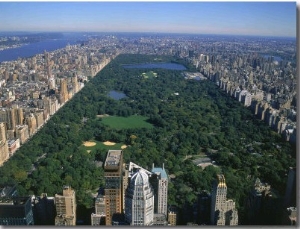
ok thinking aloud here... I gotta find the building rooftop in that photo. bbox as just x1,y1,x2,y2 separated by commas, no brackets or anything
131,169,149,186
217,174,227,188
104,150,122,168
128,161,152,176
151,166,168,180
0,196,29,206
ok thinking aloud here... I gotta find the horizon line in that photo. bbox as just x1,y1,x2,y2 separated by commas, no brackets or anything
0,30,296,39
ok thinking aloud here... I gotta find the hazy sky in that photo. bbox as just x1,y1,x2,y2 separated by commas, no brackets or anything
0,2,296,37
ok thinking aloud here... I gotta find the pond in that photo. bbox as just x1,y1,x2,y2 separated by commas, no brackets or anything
108,90,127,100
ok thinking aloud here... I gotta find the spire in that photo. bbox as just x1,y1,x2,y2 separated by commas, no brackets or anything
152,163,154,170
163,163,164,170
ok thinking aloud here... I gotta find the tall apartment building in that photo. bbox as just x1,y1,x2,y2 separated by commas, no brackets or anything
283,167,296,208
32,193,55,225
210,174,238,225
59,78,69,104
123,162,152,212
7,139,20,156
25,114,37,136
0,196,34,225
15,108,24,125
0,122,9,166
54,186,76,226
245,178,282,225
0,108,16,130
71,75,79,93
44,51,52,79
151,163,168,216
91,194,106,226
104,150,123,225
125,169,154,226
15,125,29,145
34,111,44,129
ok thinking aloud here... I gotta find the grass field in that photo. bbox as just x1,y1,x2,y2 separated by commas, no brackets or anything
141,71,157,79
100,115,153,129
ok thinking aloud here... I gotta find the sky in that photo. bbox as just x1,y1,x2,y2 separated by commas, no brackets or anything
0,1,297,37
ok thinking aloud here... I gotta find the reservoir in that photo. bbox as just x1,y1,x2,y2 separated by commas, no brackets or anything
108,90,127,100
123,62,186,70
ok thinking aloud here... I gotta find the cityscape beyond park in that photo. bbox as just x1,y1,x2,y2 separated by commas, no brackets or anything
0,1,297,226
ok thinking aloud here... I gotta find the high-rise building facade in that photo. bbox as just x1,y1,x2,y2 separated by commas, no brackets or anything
151,163,168,216
104,150,123,225
91,194,106,226
0,196,34,225
0,122,9,166
54,186,76,226
25,113,37,136
125,169,154,226
71,75,79,93
59,78,69,104
32,193,55,225
284,167,296,208
245,178,282,225
15,125,29,144
210,174,238,225
0,109,16,130
15,108,24,126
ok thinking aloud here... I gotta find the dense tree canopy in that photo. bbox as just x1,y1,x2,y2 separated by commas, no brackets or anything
0,54,295,224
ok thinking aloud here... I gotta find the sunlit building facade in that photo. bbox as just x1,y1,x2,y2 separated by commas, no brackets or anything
125,169,154,226
211,174,238,225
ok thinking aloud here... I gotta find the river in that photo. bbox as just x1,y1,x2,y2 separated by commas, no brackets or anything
0,34,86,63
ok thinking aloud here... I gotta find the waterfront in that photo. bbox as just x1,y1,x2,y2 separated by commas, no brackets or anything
0,37,82,63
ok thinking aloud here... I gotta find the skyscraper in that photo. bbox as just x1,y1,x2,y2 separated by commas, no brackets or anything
15,125,29,144
104,150,123,225
15,108,24,126
151,163,168,216
44,51,51,79
0,122,9,166
91,194,106,226
32,193,55,225
25,114,37,136
0,109,16,130
0,122,7,143
54,186,76,226
71,74,79,93
59,78,68,104
210,174,238,225
283,167,296,208
125,169,154,226
0,196,34,225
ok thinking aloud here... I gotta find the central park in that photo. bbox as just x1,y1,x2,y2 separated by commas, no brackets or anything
0,54,296,225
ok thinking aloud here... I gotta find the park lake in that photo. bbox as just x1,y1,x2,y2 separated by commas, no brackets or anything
108,90,127,100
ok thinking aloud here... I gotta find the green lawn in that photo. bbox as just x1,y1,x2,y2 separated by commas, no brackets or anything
100,115,153,129
141,71,157,79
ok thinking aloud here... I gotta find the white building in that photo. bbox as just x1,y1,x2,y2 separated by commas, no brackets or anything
125,169,154,226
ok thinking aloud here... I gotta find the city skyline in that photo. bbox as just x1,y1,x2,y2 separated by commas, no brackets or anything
0,2,296,38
